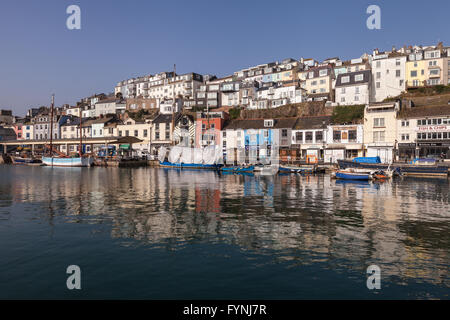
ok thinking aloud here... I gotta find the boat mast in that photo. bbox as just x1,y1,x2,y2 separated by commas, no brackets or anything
49,94,54,156
79,111,83,157
171,64,176,146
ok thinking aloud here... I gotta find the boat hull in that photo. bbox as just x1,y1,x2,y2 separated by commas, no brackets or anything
159,161,221,170
42,157,93,167
335,171,371,180
11,157,42,165
337,159,448,177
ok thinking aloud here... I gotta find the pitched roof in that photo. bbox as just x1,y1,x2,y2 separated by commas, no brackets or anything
335,70,371,87
398,105,450,119
223,118,297,130
293,116,332,130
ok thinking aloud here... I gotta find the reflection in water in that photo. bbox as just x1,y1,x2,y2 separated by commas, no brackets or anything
1,165,449,296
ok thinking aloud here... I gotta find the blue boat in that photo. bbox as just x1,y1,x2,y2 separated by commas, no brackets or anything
221,165,254,173
335,170,372,180
159,161,221,170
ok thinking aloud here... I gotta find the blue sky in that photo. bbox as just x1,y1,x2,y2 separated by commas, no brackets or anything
1,0,449,115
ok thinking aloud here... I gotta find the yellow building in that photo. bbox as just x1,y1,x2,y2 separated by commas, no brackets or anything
363,101,400,163
406,59,427,87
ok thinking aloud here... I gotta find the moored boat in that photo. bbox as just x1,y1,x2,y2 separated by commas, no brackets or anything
11,156,42,166
42,156,93,167
335,170,373,180
337,158,448,177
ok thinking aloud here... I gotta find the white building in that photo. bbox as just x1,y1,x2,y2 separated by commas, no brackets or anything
370,50,407,102
335,70,371,105
94,98,126,117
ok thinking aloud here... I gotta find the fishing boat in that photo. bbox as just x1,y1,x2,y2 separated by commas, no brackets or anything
158,145,223,170
42,94,93,168
337,157,448,177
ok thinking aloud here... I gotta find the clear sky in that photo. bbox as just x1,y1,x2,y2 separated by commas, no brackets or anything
1,0,449,115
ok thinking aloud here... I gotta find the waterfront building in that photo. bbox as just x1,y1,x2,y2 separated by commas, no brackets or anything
150,113,175,157
325,123,364,163
222,118,297,164
195,111,228,148
22,122,34,140
238,81,259,109
91,116,120,138
0,126,16,144
32,111,62,140
369,49,407,102
13,121,24,140
64,106,82,117
116,117,153,156
291,116,331,160
173,114,195,147
396,104,450,160
335,70,371,105
363,101,400,163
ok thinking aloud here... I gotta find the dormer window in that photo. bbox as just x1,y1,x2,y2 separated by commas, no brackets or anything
264,120,274,127
341,76,350,83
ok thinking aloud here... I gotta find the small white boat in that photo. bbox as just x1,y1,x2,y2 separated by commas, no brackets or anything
42,156,93,167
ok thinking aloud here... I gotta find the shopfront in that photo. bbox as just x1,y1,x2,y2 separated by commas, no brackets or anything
417,141,450,159
398,143,417,161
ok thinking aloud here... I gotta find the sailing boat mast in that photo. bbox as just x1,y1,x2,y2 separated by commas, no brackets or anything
49,94,54,156
79,111,83,156
171,64,176,146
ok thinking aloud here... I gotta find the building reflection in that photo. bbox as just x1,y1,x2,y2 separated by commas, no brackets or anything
4,165,450,287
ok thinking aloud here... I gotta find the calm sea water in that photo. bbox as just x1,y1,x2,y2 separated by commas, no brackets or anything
0,165,449,299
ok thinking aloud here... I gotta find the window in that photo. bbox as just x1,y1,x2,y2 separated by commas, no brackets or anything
411,71,417,77
295,132,303,142
401,120,409,127
118,130,122,137
355,87,360,94
348,130,357,142
315,131,323,142
374,118,385,127
155,132,160,140
373,131,385,142
341,88,346,94
319,69,328,77
333,130,341,142
341,76,350,83
165,131,170,139
376,72,381,79
376,82,380,88
305,131,313,142
376,61,381,68
396,70,401,77
282,129,288,137
396,59,400,66
355,74,363,82
134,130,138,137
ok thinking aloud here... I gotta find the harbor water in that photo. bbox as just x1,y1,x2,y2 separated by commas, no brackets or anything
0,165,449,299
